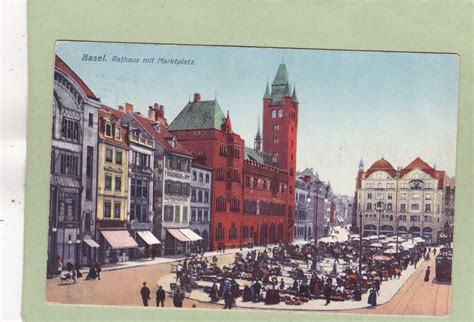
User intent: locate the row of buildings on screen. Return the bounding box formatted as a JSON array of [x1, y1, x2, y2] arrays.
[[352, 157, 455, 243], [48, 56, 301, 270]]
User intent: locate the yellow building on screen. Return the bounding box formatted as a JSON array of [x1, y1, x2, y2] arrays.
[[96, 106, 137, 263]]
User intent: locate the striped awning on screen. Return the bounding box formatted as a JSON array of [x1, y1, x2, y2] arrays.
[[101, 230, 138, 249], [180, 228, 203, 241], [50, 175, 81, 188], [167, 229, 190, 242], [137, 231, 161, 245]]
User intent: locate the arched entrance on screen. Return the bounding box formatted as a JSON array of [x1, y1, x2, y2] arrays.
[[380, 225, 394, 236], [409, 226, 421, 237], [363, 224, 377, 237], [260, 223, 267, 244], [269, 223, 276, 243], [277, 223, 284, 242], [422, 227, 432, 242]]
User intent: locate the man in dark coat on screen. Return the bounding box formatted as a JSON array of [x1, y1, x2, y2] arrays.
[[223, 290, 234, 309], [140, 282, 151, 306], [156, 285, 166, 307], [252, 280, 261, 302], [95, 262, 102, 280], [324, 283, 332, 305], [424, 266, 431, 282]]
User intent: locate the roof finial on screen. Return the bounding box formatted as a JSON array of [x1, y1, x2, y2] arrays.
[[215, 92, 217, 101]]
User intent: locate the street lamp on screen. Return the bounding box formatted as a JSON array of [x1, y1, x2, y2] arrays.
[[359, 211, 363, 277]]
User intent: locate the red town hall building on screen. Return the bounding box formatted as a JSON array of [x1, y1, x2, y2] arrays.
[[170, 63, 299, 250]]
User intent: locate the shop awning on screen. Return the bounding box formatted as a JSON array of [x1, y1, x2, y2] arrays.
[[179, 229, 203, 241], [83, 237, 100, 248], [167, 229, 190, 242], [50, 175, 81, 188], [137, 231, 161, 245], [101, 230, 138, 249]]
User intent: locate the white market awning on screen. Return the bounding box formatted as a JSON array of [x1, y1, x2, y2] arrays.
[[179, 229, 203, 241], [83, 237, 100, 248], [101, 230, 139, 249], [137, 231, 161, 245]]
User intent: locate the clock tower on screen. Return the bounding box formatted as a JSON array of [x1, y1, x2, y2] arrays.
[[262, 62, 299, 241]]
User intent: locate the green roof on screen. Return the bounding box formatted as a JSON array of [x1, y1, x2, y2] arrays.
[[244, 146, 278, 167], [270, 63, 291, 104], [169, 99, 225, 131]]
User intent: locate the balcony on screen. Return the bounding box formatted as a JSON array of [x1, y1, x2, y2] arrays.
[[130, 134, 154, 148]]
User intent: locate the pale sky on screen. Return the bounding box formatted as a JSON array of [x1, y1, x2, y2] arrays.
[[56, 41, 459, 195]]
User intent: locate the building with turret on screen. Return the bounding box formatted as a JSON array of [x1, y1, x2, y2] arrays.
[[355, 157, 455, 243]]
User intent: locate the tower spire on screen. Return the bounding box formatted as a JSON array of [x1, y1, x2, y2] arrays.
[[292, 83, 299, 103], [254, 117, 262, 153], [263, 79, 271, 99]]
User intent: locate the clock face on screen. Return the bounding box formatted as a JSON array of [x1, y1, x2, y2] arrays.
[[409, 179, 424, 190]]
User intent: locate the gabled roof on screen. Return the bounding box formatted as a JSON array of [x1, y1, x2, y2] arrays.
[[131, 112, 192, 157], [270, 63, 291, 105], [168, 99, 225, 131], [98, 105, 128, 149], [55, 55, 98, 100]]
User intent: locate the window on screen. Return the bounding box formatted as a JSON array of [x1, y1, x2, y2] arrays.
[[198, 190, 203, 202], [192, 171, 197, 181], [273, 124, 279, 131], [412, 193, 419, 200], [164, 206, 173, 222], [59, 153, 80, 176], [105, 122, 112, 137], [216, 223, 224, 240], [191, 188, 196, 201], [376, 192, 383, 199], [252, 178, 258, 188], [278, 110, 283, 118], [115, 151, 123, 165], [182, 206, 188, 223], [271, 110, 277, 118], [425, 204, 431, 212], [204, 209, 209, 221], [191, 208, 196, 222], [105, 175, 112, 190], [273, 138, 279, 145], [104, 201, 111, 218], [387, 203, 392, 211], [205, 173, 210, 183], [197, 209, 202, 221], [229, 223, 238, 240], [105, 148, 113, 162], [245, 176, 250, 187], [388, 193, 393, 200], [199, 172, 203, 182], [425, 193, 432, 200], [367, 203, 372, 210], [88, 113, 93, 127], [272, 152, 278, 163], [400, 193, 407, 200], [174, 205, 180, 223], [115, 176, 122, 192], [367, 193, 372, 199], [114, 202, 121, 218], [411, 204, 419, 211], [131, 179, 148, 198], [216, 196, 226, 211], [61, 118, 80, 142], [115, 126, 121, 139], [86, 146, 93, 178], [204, 190, 209, 203], [400, 204, 406, 213], [243, 226, 249, 238]]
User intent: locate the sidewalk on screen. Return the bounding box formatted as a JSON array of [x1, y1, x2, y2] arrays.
[[80, 245, 274, 274]]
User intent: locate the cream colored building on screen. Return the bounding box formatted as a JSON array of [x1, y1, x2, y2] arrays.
[[355, 157, 455, 243]]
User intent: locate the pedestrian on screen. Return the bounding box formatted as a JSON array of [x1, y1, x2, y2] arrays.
[[173, 288, 184, 307], [95, 262, 102, 280], [324, 283, 332, 305], [252, 280, 261, 303], [223, 290, 234, 309], [140, 282, 151, 307], [209, 282, 219, 302], [368, 286, 379, 308], [156, 285, 165, 307], [424, 266, 431, 282], [279, 278, 285, 290], [151, 247, 156, 260], [74, 263, 83, 279]]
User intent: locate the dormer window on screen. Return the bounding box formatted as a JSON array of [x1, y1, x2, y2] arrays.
[[168, 136, 177, 148], [155, 123, 161, 132], [115, 125, 122, 140], [105, 121, 112, 137]]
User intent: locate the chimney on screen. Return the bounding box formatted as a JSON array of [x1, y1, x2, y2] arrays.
[[118, 105, 124, 111], [148, 106, 155, 120], [125, 102, 134, 113], [193, 93, 201, 102], [158, 104, 165, 118]]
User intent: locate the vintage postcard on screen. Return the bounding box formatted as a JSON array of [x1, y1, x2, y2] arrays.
[[45, 41, 458, 316]]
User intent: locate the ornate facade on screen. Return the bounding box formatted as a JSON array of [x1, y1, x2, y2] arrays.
[[355, 157, 455, 243]]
